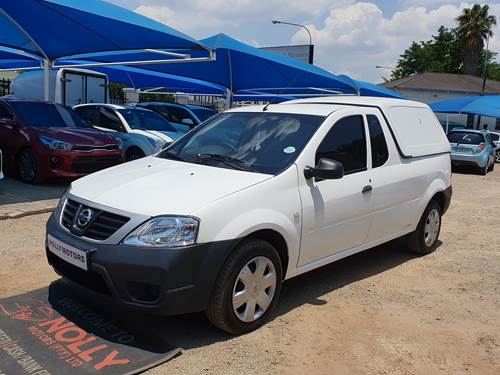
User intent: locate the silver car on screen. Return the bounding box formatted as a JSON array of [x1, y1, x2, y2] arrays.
[[489, 131, 500, 163]]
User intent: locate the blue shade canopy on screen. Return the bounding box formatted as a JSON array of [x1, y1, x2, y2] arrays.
[[64, 33, 357, 94], [431, 96, 500, 119], [0, 0, 208, 60]]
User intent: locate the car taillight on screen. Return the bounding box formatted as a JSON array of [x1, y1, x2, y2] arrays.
[[477, 143, 485, 152]]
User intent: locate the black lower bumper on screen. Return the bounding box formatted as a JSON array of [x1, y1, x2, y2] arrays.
[[442, 185, 453, 215], [46, 214, 238, 315]]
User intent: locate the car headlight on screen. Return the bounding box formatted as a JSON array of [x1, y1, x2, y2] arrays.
[[122, 216, 199, 247], [40, 136, 73, 151], [147, 137, 166, 151]]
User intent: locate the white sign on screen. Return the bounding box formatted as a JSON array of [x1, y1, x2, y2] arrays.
[[47, 234, 88, 271]]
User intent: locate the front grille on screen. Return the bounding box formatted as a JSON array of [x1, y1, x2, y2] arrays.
[[62, 199, 130, 241], [73, 144, 120, 152], [47, 250, 111, 296], [71, 156, 122, 174]]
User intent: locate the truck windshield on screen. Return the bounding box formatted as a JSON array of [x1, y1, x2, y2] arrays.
[[11, 102, 89, 128], [119, 109, 177, 132], [447, 132, 484, 145], [159, 112, 325, 175]]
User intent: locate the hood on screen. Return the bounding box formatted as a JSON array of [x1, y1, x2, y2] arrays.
[[70, 156, 271, 217], [132, 130, 178, 143], [31, 127, 117, 145]]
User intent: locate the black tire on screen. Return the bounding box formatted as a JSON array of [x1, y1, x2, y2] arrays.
[[206, 238, 283, 334], [495, 151, 500, 164], [480, 165, 488, 175], [488, 159, 494, 172], [17, 149, 42, 184], [406, 200, 442, 255], [126, 148, 145, 161]]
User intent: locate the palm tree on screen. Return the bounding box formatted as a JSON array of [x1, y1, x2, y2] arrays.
[[456, 4, 496, 75]]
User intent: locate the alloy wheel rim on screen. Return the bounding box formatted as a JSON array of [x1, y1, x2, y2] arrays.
[[20, 153, 36, 181], [232, 256, 277, 323], [424, 208, 440, 247]]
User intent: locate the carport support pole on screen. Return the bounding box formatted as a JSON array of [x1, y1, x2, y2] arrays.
[[225, 89, 232, 110], [43, 59, 52, 102]]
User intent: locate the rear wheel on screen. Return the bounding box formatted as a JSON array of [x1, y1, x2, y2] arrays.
[[17, 149, 42, 184], [488, 158, 495, 172], [406, 200, 442, 255], [126, 148, 145, 161], [495, 151, 500, 163], [480, 165, 488, 175], [206, 238, 282, 334]]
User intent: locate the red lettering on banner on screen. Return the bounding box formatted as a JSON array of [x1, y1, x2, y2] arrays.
[[67, 336, 97, 353], [94, 350, 130, 370], [79, 344, 108, 362], [54, 327, 86, 343], [38, 317, 73, 333]]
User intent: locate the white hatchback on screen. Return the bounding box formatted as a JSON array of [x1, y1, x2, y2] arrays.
[[46, 96, 452, 334]]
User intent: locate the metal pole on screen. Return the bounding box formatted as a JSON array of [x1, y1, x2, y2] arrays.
[[43, 59, 52, 102], [225, 88, 232, 110], [272, 20, 313, 64]]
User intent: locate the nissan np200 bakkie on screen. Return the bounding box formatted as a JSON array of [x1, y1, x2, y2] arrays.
[[46, 96, 452, 334]]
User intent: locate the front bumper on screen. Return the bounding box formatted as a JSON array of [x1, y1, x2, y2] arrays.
[[45, 213, 237, 315], [40, 150, 124, 179], [450, 151, 488, 168]]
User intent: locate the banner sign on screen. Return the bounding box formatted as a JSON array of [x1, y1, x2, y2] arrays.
[[0, 282, 181, 375]]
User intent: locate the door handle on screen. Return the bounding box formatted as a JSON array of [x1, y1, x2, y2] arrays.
[[362, 185, 373, 193]]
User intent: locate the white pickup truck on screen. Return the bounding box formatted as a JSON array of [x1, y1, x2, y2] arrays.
[[46, 96, 452, 334]]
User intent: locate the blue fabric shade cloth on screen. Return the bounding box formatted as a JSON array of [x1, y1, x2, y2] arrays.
[[430, 95, 500, 119], [0, 0, 208, 60]]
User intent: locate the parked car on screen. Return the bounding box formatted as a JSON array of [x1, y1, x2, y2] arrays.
[[448, 129, 495, 175], [0, 99, 123, 184], [137, 102, 217, 132], [46, 97, 452, 334], [74, 104, 183, 161], [488, 131, 500, 163], [0, 149, 3, 181]]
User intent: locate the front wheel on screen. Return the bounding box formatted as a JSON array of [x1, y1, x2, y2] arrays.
[[17, 149, 42, 184], [206, 239, 283, 334], [406, 200, 442, 255], [126, 148, 145, 161]]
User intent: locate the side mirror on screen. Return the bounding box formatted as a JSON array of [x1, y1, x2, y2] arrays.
[[304, 158, 344, 180], [181, 118, 194, 126], [0, 117, 15, 126]]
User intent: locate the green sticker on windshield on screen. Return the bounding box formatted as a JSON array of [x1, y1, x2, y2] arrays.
[[284, 146, 296, 154]]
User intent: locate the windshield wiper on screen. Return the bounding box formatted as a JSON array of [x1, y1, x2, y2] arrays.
[[195, 153, 257, 172], [161, 151, 186, 162]]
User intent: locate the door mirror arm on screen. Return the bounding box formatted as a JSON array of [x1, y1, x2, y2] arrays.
[[304, 158, 344, 180]]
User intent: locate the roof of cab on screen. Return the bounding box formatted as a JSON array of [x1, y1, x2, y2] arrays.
[[283, 95, 429, 109]]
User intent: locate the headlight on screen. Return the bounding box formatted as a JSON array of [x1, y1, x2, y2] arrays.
[[40, 136, 73, 151], [122, 216, 199, 247], [147, 137, 165, 151]]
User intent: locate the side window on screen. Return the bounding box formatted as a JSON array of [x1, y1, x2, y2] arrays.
[[98, 108, 123, 131], [0, 103, 12, 118], [168, 107, 192, 123], [316, 115, 367, 174], [76, 107, 99, 126], [367, 115, 389, 168]]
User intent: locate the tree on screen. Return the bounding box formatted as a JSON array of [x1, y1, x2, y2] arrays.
[[456, 4, 496, 75], [391, 27, 462, 80]]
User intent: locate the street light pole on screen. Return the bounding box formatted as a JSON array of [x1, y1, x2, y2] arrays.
[[272, 20, 314, 64]]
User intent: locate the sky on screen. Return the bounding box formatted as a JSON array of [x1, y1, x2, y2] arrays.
[[108, 0, 500, 83]]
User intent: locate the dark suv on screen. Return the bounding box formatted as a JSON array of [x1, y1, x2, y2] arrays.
[[0, 99, 123, 183]]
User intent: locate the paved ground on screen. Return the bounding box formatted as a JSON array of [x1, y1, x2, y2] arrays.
[[0, 177, 67, 219], [0, 170, 499, 375]]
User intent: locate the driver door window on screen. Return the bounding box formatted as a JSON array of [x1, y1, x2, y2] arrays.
[[315, 115, 367, 174], [98, 107, 123, 132]]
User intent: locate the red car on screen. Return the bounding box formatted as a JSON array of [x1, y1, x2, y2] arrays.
[[0, 99, 124, 183]]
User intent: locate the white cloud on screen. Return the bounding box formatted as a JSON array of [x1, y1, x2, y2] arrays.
[[291, 2, 500, 81], [118, 0, 500, 83]]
